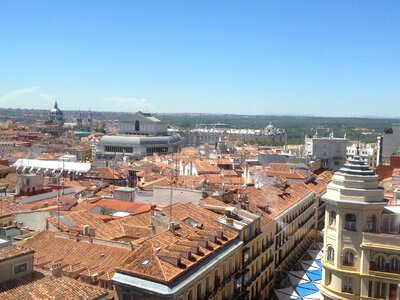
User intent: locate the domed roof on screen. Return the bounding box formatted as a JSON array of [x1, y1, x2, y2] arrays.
[[49, 101, 63, 116], [265, 121, 275, 132]]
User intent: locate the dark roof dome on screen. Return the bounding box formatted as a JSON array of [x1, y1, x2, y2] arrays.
[[338, 155, 375, 176], [49, 101, 63, 116]]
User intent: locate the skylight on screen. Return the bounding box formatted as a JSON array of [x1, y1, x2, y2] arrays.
[[183, 217, 199, 227], [140, 260, 150, 267]]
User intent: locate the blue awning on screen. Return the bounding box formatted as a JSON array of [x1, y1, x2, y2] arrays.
[[295, 282, 319, 297]]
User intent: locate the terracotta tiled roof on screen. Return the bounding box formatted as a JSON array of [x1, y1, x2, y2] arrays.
[[46, 210, 123, 240], [217, 158, 232, 165], [24, 231, 132, 278], [92, 199, 153, 214], [0, 198, 22, 217], [268, 163, 294, 172], [116, 203, 238, 283], [0, 244, 34, 262], [315, 170, 333, 183], [220, 169, 238, 177], [192, 159, 220, 174], [0, 173, 18, 193], [306, 178, 327, 195], [0, 273, 108, 300], [245, 181, 314, 229]]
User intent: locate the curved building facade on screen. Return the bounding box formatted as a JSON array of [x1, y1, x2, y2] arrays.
[[95, 134, 182, 160], [321, 156, 400, 299], [95, 112, 182, 160]]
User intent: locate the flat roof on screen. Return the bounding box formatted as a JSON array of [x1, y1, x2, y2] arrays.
[[13, 159, 91, 173]]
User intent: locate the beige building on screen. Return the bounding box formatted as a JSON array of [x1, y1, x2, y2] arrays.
[[321, 155, 400, 300], [0, 239, 34, 283], [112, 203, 246, 300]]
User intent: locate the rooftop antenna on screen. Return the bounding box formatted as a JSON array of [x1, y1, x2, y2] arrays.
[[169, 153, 176, 227], [56, 160, 64, 230]]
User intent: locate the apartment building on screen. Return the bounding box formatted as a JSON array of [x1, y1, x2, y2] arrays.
[[321, 155, 400, 300], [0, 239, 34, 283], [203, 197, 275, 300], [112, 203, 245, 300], [202, 172, 326, 299], [304, 134, 348, 170], [0, 237, 109, 299]]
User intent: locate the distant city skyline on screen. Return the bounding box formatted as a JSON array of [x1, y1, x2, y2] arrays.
[[0, 1, 399, 117]]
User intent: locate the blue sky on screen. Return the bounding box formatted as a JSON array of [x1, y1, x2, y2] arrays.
[[0, 1, 399, 117]]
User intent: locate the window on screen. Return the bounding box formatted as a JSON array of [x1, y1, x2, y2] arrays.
[[327, 246, 335, 262], [343, 251, 355, 266], [243, 270, 249, 286], [376, 256, 386, 271], [205, 276, 210, 293], [243, 249, 250, 265], [390, 257, 399, 272], [366, 214, 376, 232], [236, 275, 242, 289], [329, 211, 336, 226], [196, 283, 202, 299], [187, 289, 193, 300], [375, 282, 386, 298], [389, 215, 399, 233], [223, 262, 227, 279], [343, 277, 353, 293], [135, 120, 140, 131], [13, 262, 28, 274], [214, 270, 220, 286], [345, 214, 357, 231]]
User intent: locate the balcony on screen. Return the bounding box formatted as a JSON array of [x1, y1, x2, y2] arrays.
[[362, 232, 400, 251]]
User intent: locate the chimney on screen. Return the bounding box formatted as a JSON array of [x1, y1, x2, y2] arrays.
[[50, 260, 64, 277], [82, 225, 90, 236], [168, 221, 180, 235], [128, 169, 138, 187], [226, 217, 234, 226]]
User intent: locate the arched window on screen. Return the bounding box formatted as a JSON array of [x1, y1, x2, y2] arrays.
[[135, 120, 140, 131], [376, 256, 386, 271], [366, 214, 377, 232], [343, 251, 355, 266], [329, 211, 337, 226], [345, 214, 357, 231], [327, 246, 335, 262], [390, 257, 399, 272]]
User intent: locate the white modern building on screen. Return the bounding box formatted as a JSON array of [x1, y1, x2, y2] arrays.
[[377, 124, 400, 166], [347, 143, 378, 169], [118, 112, 168, 136], [181, 121, 287, 146], [305, 133, 348, 170], [96, 112, 182, 160]]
